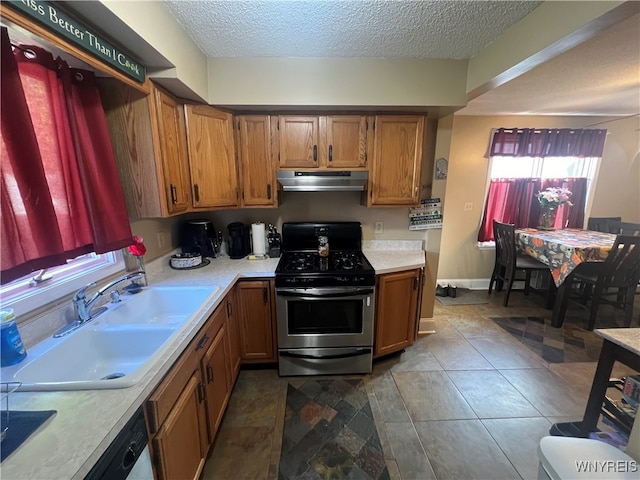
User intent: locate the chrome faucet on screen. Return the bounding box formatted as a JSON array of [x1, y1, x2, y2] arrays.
[[73, 271, 145, 323]]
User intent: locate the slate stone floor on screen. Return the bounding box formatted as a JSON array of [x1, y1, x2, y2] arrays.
[[201, 290, 639, 480]]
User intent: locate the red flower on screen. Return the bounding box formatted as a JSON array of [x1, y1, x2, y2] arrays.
[[128, 236, 146, 257]]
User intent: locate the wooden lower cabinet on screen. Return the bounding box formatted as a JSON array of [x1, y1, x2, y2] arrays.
[[374, 269, 422, 358], [201, 323, 231, 439], [146, 292, 239, 480], [225, 290, 242, 379], [235, 279, 277, 362], [151, 372, 208, 480]]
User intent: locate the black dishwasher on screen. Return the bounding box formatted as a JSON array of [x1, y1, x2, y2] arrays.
[[84, 407, 153, 480]]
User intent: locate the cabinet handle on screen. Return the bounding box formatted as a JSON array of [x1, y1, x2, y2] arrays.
[[206, 364, 214, 383], [263, 287, 268, 304], [194, 184, 200, 202], [328, 145, 333, 162], [226, 300, 232, 317], [413, 277, 419, 290], [170, 184, 177, 204], [267, 183, 272, 200], [313, 145, 317, 162], [197, 382, 206, 403], [195, 334, 209, 351]]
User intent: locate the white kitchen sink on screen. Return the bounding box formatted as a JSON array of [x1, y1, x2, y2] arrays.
[[0, 285, 219, 391]]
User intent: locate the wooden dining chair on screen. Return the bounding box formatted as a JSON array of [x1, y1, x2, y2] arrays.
[[587, 216, 622, 233], [612, 222, 640, 236], [489, 220, 551, 306], [572, 235, 640, 330]]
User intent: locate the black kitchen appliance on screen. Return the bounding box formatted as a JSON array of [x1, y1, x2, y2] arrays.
[[274, 222, 376, 376], [227, 222, 251, 259], [180, 219, 219, 258]]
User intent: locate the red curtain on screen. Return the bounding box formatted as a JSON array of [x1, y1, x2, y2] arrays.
[[478, 177, 587, 241], [1, 28, 133, 283], [478, 178, 541, 242], [488, 128, 607, 158]]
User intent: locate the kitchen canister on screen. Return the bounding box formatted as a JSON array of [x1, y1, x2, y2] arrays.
[[1, 308, 27, 367]]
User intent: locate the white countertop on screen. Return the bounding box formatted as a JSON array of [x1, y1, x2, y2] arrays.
[[2, 247, 424, 479], [596, 328, 640, 356]]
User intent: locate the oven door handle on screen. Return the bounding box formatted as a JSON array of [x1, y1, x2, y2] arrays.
[[280, 348, 372, 360], [276, 287, 374, 298]]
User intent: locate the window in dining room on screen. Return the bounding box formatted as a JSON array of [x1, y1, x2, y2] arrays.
[[477, 128, 607, 242]]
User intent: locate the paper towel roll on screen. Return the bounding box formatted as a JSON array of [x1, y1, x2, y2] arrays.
[[251, 222, 266, 256]]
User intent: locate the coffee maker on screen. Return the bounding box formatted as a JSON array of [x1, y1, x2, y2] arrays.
[[227, 222, 251, 259], [181, 219, 219, 258]]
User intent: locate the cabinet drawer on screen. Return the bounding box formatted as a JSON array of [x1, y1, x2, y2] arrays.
[[146, 345, 199, 434]]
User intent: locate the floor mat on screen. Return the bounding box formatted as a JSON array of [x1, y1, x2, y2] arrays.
[[436, 288, 489, 306], [279, 378, 389, 480], [491, 316, 605, 363]]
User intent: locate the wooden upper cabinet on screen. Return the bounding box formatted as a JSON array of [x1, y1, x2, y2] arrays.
[[278, 116, 320, 168], [369, 115, 425, 206], [324, 116, 368, 168], [374, 269, 421, 358], [277, 115, 368, 169], [236, 115, 277, 207], [185, 105, 238, 209], [152, 86, 192, 215], [98, 79, 191, 217]]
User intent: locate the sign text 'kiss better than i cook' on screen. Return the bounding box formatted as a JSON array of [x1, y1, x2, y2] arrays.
[[7, 0, 146, 82]]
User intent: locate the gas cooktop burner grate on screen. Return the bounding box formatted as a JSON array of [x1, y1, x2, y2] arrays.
[[281, 251, 369, 273]]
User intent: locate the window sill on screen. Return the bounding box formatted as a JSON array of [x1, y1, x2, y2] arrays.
[[477, 241, 495, 251]]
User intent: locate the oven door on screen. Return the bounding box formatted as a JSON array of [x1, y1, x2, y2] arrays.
[[276, 286, 375, 349]]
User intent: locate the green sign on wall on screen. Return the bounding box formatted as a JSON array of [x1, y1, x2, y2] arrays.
[[7, 0, 146, 82]]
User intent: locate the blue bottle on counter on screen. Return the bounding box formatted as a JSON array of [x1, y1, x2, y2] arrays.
[[1, 309, 27, 367]]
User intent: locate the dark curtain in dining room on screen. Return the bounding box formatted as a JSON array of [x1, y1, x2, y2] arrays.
[[0, 27, 133, 284], [478, 177, 588, 242], [487, 128, 607, 158]]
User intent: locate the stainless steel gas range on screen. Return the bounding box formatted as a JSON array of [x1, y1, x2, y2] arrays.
[[275, 222, 376, 376]]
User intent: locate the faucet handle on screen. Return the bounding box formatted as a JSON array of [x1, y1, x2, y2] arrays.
[[73, 282, 96, 301]]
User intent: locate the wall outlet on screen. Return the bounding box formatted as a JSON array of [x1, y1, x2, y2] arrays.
[[464, 202, 473, 211], [157, 232, 166, 249], [374, 221, 384, 234]]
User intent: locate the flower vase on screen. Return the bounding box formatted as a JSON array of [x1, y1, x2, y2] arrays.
[[539, 208, 557, 230], [135, 256, 148, 286]]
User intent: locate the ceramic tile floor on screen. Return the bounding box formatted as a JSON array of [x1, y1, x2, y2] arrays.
[[201, 290, 640, 480]]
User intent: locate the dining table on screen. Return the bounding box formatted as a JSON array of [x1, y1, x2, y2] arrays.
[[514, 228, 617, 327]]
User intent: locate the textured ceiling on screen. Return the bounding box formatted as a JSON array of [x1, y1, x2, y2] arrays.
[[163, 0, 542, 59], [162, 1, 639, 116]]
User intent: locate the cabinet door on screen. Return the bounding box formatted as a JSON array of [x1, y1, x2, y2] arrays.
[[202, 323, 231, 441], [152, 373, 207, 480], [323, 116, 367, 168], [374, 269, 421, 358], [185, 105, 238, 208], [152, 85, 192, 215], [370, 115, 425, 206], [237, 115, 276, 207], [278, 116, 320, 168], [235, 280, 276, 362], [225, 290, 242, 381]]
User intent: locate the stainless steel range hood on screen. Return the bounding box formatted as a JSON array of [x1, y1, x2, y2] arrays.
[[277, 171, 368, 192]]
